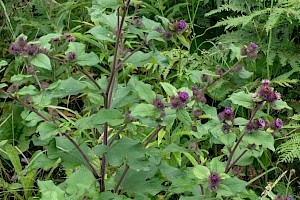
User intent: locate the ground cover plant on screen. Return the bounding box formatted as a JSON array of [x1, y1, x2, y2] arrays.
[[0, 0, 299, 199]]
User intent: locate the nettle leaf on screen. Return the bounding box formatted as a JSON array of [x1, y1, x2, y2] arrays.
[[135, 81, 156, 103], [219, 132, 236, 148], [161, 107, 176, 126], [193, 165, 210, 180], [106, 138, 147, 170], [26, 151, 60, 171], [59, 166, 96, 199], [208, 158, 226, 174], [92, 108, 124, 126], [142, 16, 161, 31], [47, 77, 86, 98], [125, 51, 152, 67], [229, 91, 253, 109], [243, 131, 275, 151], [176, 109, 192, 125], [38, 180, 65, 200], [160, 82, 177, 96], [272, 99, 292, 110], [222, 177, 247, 193], [30, 53, 51, 70], [189, 69, 220, 84], [37, 121, 59, 141], [146, 31, 164, 42], [131, 103, 159, 118], [17, 85, 39, 96], [77, 52, 100, 66], [238, 67, 253, 79], [87, 26, 115, 42], [10, 74, 32, 85]]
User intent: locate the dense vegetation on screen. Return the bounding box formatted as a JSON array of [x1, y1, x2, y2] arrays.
[[0, 0, 299, 199]]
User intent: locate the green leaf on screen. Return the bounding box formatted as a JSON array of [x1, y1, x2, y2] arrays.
[[176, 109, 192, 125], [0, 83, 8, 88], [30, 53, 52, 70], [37, 121, 59, 141], [193, 165, 210, 180], [17, 85, 39, 96], [163, 143, 187, 153], [0, 60, 8, 67], [92, 108, 124, 126], [59, 166, 95, 199], [177, 34, 190, 49], [142, 16, 161, 30], [160, 82, 177, 96], [208, 158, 226, 174], [106, 138, 147, 170], [243, 131, 275, 151], [135, 81, 156, 103], [222, 177, 247, 193], [229, 91, 253, 109], [272, 99, 292, 110], [207, 79, 234, 101], [47, 77, 86, 98], [87, 26, 115, 42], [38, 180, 65, 200], [238, 67, 253, 79], [5, 145, 22, 176], [219, 133, 236, 147], [131, 104, 159, 118], [76, 52, 100, 66], [146, 31, 164, 42]]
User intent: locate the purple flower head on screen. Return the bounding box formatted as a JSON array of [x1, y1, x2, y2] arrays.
[[191, 85, 198, 91], [274, 91, 281, 100], [24, 44, 40, 56], [66, 52, 78, 62], [153, 98, 165, 111], [247, 42, 258, 52], [287, 196, 292, 200], [224, 107, 232, 115], [208, 172, 221, 191], [17, 37, 27, 47], [179, 91, 189, 101], [222, 123, 231, 133], [163, 30, 174, 40], [257, 118, 266, 129], [178, 20, 186, 30], [27, 66, 35, 74], [9, 43, 21, 55], [261, 79, 270, 87], [193, 109, 203, 119], [275, 118, 283, 129]]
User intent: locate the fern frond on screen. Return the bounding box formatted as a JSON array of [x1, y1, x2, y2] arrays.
[[211, 9, 269, 30], [272, 79, 298, 87], [205, 4, 248, 17], [289, 114, 300, 121], [277, 133, 300, 163]]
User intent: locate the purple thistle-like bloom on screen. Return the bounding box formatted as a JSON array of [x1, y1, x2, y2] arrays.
[[287, 196, 292, 200], [224, 107, 232, 115], [252, 93, 259, 99], [261, 79, 270, 87], [66, 52, 78, 62], [153, 98, 165, 111], [222, 123, 231, 133], [247, 42, 258, 52], [179, 91, 189, 101], [275, 118, 283, 129], [192, 85, 198, 91], [208, 172, 221, 191], [274, 91, 281, 100], [178, 20, 186, 30], [9, 43, 21, 55], [257, 118, 266, 129]]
